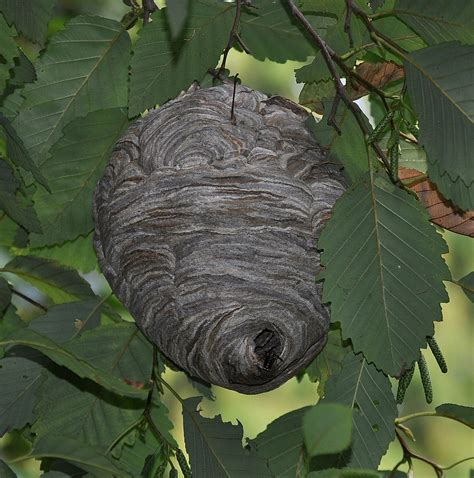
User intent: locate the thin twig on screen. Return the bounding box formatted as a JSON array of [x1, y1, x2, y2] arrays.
[[218, 0, 243, 74], [395, 429, 444, 477], [286, 0, 391, 171], [11, 288, 48, 312], [344, 0, 354, 48], [230, 74, 239, 122]]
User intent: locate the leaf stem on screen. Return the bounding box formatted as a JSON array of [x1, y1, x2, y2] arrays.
[[219, 0, 243, 74], [396, 411, 437, 424]]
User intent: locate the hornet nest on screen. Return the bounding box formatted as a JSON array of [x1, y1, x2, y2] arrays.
[[93, 83, 346, 394]]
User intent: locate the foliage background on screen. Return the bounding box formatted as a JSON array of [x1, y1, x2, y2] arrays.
[[0, 0, 472, 476]]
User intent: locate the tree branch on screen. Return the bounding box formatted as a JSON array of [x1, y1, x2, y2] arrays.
[[218, 0, 244, 74], [286, 0, 391, 171]]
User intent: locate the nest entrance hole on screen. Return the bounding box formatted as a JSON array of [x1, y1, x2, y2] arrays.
[[254, 328, 283, 371]]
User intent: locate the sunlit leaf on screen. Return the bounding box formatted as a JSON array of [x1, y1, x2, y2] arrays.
[[129, 1, 234, 117], [319, 170, 450, 376]]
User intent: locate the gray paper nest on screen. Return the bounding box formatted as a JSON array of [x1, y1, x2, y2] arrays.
[[93, 83, 346, 394]]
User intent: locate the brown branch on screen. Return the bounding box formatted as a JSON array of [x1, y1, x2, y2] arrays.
[[394, 429, 444, 477], [286, 0, 391, 171], [218, 0, 244, 74], [344, 0, 354, 48], [11, 288, 48, 312]]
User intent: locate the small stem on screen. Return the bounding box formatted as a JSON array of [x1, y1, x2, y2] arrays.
[[219, 0, 243, 74], [158, 374, 185, 405], [231, 74, 239, 122], [344, 0, 354, 48], [11, 288, 48, 312], [142, 0, 157, 25], [396, 411, 437, 425], [442, 456, 474, 471]]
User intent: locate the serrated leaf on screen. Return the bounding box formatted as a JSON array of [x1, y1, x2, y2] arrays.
[[0, 13, 18, 93], [395, 0, 474, 45], [15, 232, 98, 273], [8, 50, 36, 88], [0, 159, 42, 232], [0, 0, 55, 46], [0, 89, 24, 121], [0, 348, 44, 436], [0, 328, 147, 398], [305, 328, 347, 396], [32, 435, 128, 478], [0, 256, 93, 303], [32, 323, 152, 449], [455, 272, 474, 302], [0, 299, 102, 435], [299, 81, 335, 113], [398, 138, 427, 173], [129, 1, 234, 117], [0, 213, 17, 246], [0, 459, 16, 478], [13, 15, 130, 167], [30, 108, 129, 246], [295, 55, 332, 84], [303, 403, 352, 456], [240, 0, 335, 63], [320, 170, 450, 376], [323, 352, 397, 469], [249, 407, 308, 478], [435, 403, 474, 428], [183, 396, 271, 478], [306, 105, 368, 180], [0, 112, 48, 189], [404, 42, 474, 211], [166, 0, 190, 39]]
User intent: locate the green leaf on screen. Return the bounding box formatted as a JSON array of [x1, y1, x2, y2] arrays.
[[306, 105, 368, 180], [13, 15, 130, 167], [0, 328, 147, 398], [15, 232, 98, 273], [249, 407, 309, 477], [30, 108, 129, 246], [455, 272, 474, 302], [166, 0, 190, 39], [395, 0, 474, 45], [0, 256, 93, 303], [0, 276, 11, 315], [319, 170, 450, 376], [129, 1, 234, 117], [183, 396, 271, 478], [0, 89, 24, 121], [0, 299, 102, 435], [240, 0, 335, 63], [305, 328, 347, 396], [0, 459, 16, 478], [8, 50, 36, 89], [0, 0, 55, 46], [398, 138, 427, 173], [0, 13, 18, 93], [435, 403, 474, 428], [323, 352, 397, 469], [404, 42, 474, 210], [295, 55, 332, 84], [0, 112, 48, 189], [32, 323, 152, 449], [303, 403, 352, 456], [0, 159, 42, 232], [0, 213, 18, 246], [308, 469, 381, 478], [32, 435, 128, 477], [299, 81, 335, 113], [113, 404, 174, 475]]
